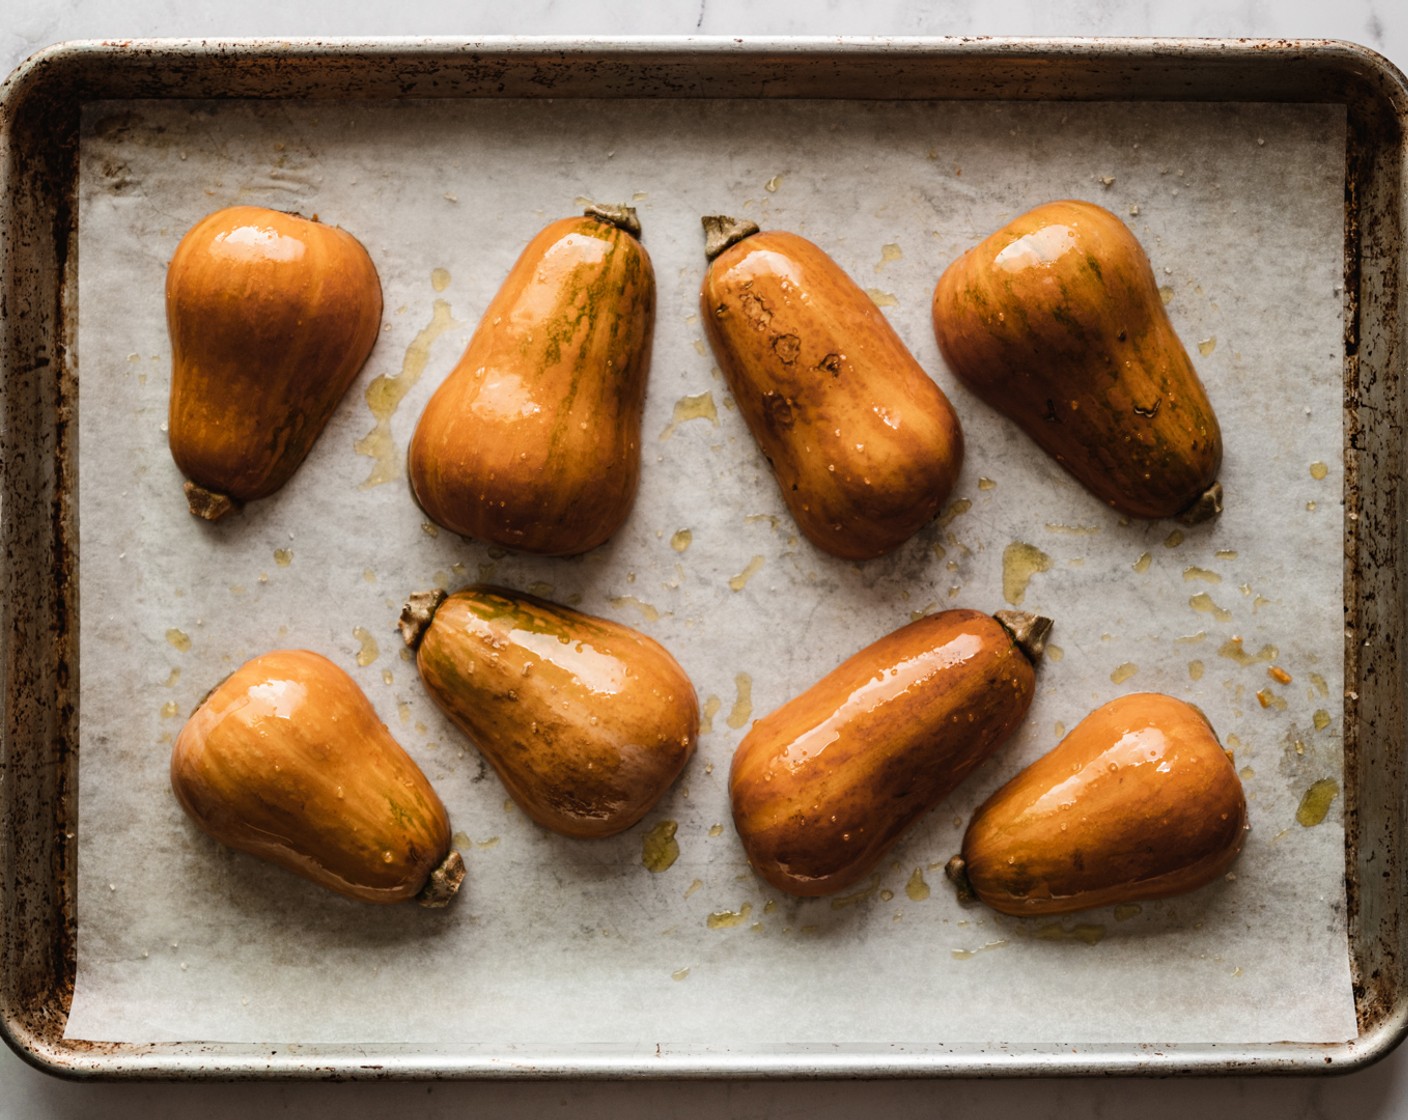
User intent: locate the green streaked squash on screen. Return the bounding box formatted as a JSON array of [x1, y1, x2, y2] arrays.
[[400, 586, 698, 839], [408, 204, 655, 555], [932, 200, 1222, 523]]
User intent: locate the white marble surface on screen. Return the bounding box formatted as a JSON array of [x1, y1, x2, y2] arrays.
[[3, 0, 1407, 1116]]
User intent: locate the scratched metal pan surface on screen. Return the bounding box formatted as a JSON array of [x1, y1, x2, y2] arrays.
[[0, 36, 1405, 1080]]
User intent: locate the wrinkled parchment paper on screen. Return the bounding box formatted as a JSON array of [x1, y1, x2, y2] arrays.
[[67, 95, 1355, 1047]]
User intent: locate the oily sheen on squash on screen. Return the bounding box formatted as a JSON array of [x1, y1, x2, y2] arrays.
[[932, 199, 1222, 523], [166, 205, 383, 520], [729, 608, 1050, 897], [170, 649, 463, 906], [408, 204, 655, 556], [700, 216, 964, 560], [948, 692, 1248, 916], [401, 586, 698, 838]]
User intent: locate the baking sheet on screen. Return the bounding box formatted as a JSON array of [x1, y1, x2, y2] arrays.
[[66, 95, 1356, 1047]]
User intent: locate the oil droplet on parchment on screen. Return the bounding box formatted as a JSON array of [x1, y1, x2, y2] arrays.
[[875, 243, 903, 271], [729, 555, 765, 591], [659, 391, 719, 440], [726, 674, 753, 730], [1189, 592, 1232, 622], [1296, 779, 1339, 827], [1219, 637, 1279, 665], [1309, 461, 1329, 480], [1132, 552, 1152, 573], [1002, 542, 1052, 606], [707, 902, 753, 929], [1268, 666, 1292, 685], [905, 867, 931, 901], [1046, 644, 1064, 662], [1308, 673, 1329, 698], [865, 288, 898, 308], [1114, 903, 1142, 921], [764, 174, 783, 192], [166, 628, 191, 652], [1184, 567, 1221, 584], [939, 498, 972, 528], [672, 967, 691, 981], [641, 820, 679, 872], [952, 940, 1008, 960], [273, 548, 293, 567], [1110, 663, 1138, 684], [1313, 709, 1332, 731], [1164, 529, 1184, 548], [160, 701, 180, 719], [1159, 285, 1174, 305], [431, 268, 451, 292], [670, 529, 693, 553], [700, 695, 721, 735], [1189, 660, 1205, 681], [1034, 922, 1106, 946], [708, 822, 724, 838], [978, 477, 997, 491], [164, 668, 182, 687], [1256, 688, 1287, 710], [355, 296, 462, 487], [353, 626, 379, 667], [610, 596, 661, 622], [1198, 336, 1217, 356]]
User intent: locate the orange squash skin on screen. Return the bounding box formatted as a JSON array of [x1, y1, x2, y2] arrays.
[[701, 229, 964, 560], [166, 205, 382, 510], [932, 200, 1221, 520], [729, 610, 1036, 897], [408, 213, 655, 556], [170, 650, 455, 905], [413, 587, 697, 838], [958, 692, 1248, 916]]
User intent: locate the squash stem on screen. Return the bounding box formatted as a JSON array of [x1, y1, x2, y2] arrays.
[[1177, 481, 1223, 525], [183, 480, 237, 521], [583, 202, 641, 238], [701, 214, 761, 261], [399, 588, 449, 651], [944, 855, 978, 906], [993, 610, 1054, 665], [417, 848, 465, 908]]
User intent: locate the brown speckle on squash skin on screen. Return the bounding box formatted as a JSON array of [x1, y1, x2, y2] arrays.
[[701, 223, 964, 560], [933, 200, 1221, 521]]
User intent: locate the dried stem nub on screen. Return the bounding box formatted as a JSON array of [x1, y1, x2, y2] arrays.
[[993, 610, 1054, 664], [1177, 481, 1224, 526], [944, 855, 978, 906], [417, 849, 465, 908], [184, 480, 237, 521], [701, 214, 760, 261], [399, 588, 448, 651], [583, 202, 641, 238]]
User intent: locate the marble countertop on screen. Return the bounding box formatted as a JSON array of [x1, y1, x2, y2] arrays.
[[3, 2, 1406, 1117]]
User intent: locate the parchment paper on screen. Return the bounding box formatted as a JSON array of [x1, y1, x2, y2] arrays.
[[68, 95, 1355, 1048]]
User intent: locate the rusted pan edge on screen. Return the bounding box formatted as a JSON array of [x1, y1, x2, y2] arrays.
[[0, 36, 1404, 1080], [1, 35, 1407, 105]]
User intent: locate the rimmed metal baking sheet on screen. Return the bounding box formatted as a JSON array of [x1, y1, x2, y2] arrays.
[[1, 36, 1405, 1079]]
